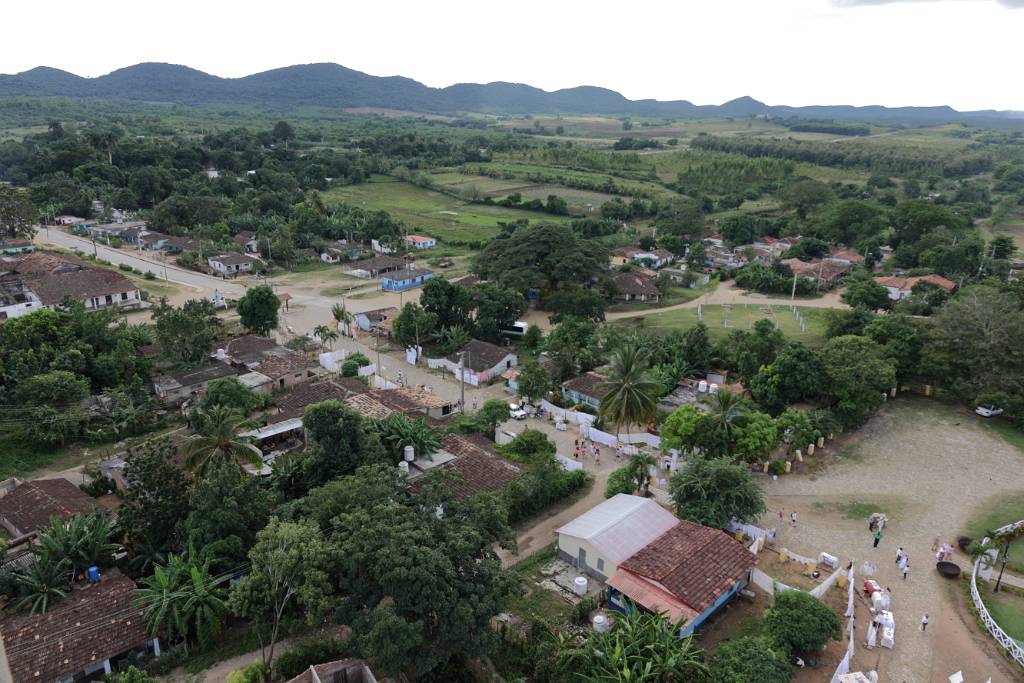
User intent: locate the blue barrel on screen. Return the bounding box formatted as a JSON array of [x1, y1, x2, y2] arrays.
[[87, 566, 99, 583]]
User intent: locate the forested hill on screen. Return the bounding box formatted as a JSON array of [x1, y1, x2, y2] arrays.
[[0, 62, 1021, 125]]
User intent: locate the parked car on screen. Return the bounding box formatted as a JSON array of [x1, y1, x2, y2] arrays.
[[509, 402, 529, 420], [975, 405, 1004, 417]]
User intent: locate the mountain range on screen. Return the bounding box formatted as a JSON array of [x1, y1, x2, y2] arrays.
[[1, 62, 1021, 126]]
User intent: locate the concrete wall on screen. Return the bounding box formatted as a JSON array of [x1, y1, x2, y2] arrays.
[[557, 534, 612, 581]]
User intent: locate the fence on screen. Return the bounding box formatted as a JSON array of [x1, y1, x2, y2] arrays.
[[829, 565, 858, 683], [751, 568, 796, 594], [583, 425, 661, 450], [539, 399, 595, 427], [971, 555, 1024, 666]]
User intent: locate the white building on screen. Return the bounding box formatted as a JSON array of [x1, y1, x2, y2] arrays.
[[404, 234, 437, 250], [208, 253, 257, 276], [555, 494, 679, 580]]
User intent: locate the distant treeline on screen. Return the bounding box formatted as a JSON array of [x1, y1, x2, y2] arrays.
[[787, 121, 871, 136], [691, 134, 993, 178]]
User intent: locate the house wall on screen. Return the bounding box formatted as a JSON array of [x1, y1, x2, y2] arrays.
[[0, 300, 41, 320], [78, 289, 143, 312], [556, 535, 612, 581], [679, 576, 746, 636], [267, 369, 312, 391], [562, 387, 600, 410]]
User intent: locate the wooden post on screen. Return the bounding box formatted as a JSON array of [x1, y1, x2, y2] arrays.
[[817, 436, 825, 448], [807, 443, 814, 456]]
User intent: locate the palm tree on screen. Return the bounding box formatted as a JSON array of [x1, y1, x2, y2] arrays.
[[707, 390, 750, 454], [12, 559, 70, 615], [135, 554, 190, 648], [374, 414, 441, 462], [184, 405, 262, 477], [35, 511, 121, 583], [628, 453, 657, 496], [321, 328, 339, 350], [182, 559, 230, 647], [312, 324, 337, 350], [598, 343, 660, 436], [332, 302, 352, 337]]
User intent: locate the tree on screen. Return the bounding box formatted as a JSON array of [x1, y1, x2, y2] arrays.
[[545, 286, 607, 323], [819, 200, 885, 245], [328, 485, 514, 677], [230, 518, 332, 678], [864, 313, 922, 384], [498, 429, 556, 464], [301, 400, 385, 486], [762, 590, 842, 655], [781, 178, 833, 219], [749, 342, 823, 415], [11, 557, 69, 615], [182, 460, 272, 570], [372, 414, 441, 463], [522, 323, 543, 351], [391, 303, 437, 350], [0, 186, 37, 239], [546, 316, 602, 380], [184, 406, 262, 477], [420, 277, 472, 329], [272, 120, 295, 144], [472, 283, 527, 342], [35, 511, 121, 581], [554, 607, 707, 681], [152, 298, 221, 365], [312, 324, 338, 350], [516, 359, 551, 405], [841, 273, 891, 311], [598, 343, 660, 435], [820, 335, 896, 426], [331, 302, 352, 336], [474, 399, 511, 436], [733, 411, 779, 462], [117, 438, 192, 563], [776, 408, 819, 453], [670, 458, 765, 528], [625, 453, 656, 496], [196, 377, 267, 416], [237, 285, 280, 336], [660, 405, 702, 455], [825, 306, 876, 338], [475, 223, 609, 293], [106, 666, 159, 683], [706, 391, 750, 455], [991, 234, 1016, 260], [710, 636, 792, 683], [653, 198, 705, 237]]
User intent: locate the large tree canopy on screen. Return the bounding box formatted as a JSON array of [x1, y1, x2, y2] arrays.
[[669, 458, 765, 529], [475, 222, 608, 293]]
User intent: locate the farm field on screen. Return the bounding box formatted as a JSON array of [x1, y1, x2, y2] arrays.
[[323, 175, 570, 246], [467, 160, 673, 199], [619, 303, 830, 346]]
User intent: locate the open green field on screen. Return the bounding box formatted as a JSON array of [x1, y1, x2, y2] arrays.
[[469, 160, 673, 199], [427, 171, 528, 195], [323, 175, 570, 245], [618, 303, 830, 346], [981, 589, 1024, 643]]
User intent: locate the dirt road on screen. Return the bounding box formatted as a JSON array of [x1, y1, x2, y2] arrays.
[[763, 398, 1023, 682]]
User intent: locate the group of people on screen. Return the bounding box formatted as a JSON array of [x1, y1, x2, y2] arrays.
[[572, 437, 601, 465]]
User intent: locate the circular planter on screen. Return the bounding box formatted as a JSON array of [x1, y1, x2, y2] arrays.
[[936, 561, 961, 579]]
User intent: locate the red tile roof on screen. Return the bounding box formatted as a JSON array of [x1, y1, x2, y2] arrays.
[[0, 573, 149, 682], [562, 371, 609, 402], [618, 519, 757, 614], [414, 433, 522, 500], [445, 340, 515, 372], [0, 479, 98, 535], [270, 379, 369, 423], [612, 271, 660, 297], [253, 352, 315, 381]]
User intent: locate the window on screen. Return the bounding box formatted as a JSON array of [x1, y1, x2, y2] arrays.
[[597, 558, 605, 572]]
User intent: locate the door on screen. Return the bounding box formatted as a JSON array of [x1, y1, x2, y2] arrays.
[[578, 547, 587, 570]]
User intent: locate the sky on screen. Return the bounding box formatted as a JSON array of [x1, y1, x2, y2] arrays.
[[2, 0, 1021, 111]]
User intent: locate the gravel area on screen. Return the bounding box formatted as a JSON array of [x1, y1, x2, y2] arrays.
[[762, 397, 1024, 683]]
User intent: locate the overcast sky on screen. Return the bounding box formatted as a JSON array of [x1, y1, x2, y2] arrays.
[[3, 0, 1020, 111]]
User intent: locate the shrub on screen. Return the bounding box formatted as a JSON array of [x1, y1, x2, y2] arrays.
[[506, 460, 589, 523], [347, 351, 371, 367], [226, 662, 267, 683], [341, 359, 359, 377], [144, 271, 156, 280], [604, 465, 634, 498], [570, 596, 598, 625], [273, 637, 352, 680], [710, 636, 792, 683], [118, 263, 133, 272], [79, 476, 114, 498], [497, 429, 556, 463], [767, 460, 787, 476], [762, 590, 842, 655]]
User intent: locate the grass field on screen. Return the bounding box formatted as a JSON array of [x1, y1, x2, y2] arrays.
[[981, 589, 1024, 643], [965, 491, 1024, 574], [618, 303, 830, 346], [324, 175, 570, 245], [472, 160, 674, 199]]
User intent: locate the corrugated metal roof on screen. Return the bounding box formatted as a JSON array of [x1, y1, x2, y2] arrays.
[[556, 494, 679, 565], [607, 570, 698, 625]]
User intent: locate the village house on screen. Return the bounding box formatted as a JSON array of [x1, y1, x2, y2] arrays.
[[612, 271, 661, 304], [561, 371, 609, 410], [780, 257, 851, 290], [874, 273, 957, 301], [208, 252, 258, 276], [827, 247, 866, 267], [0, 478, 99, 537], [0, 240, 33, 255], [504, 356, 557, 395], [54, 214, 88, 226], [610, 247, 642, 267], [345, 255, 407, 279], [429, 339, 518, 386], [0, 252, 142, 315], [606, 518, 758, 636], [152, 361, 240, 404], [404, 234, 437, 250], [216, 335, 317, 390], [0, 573, 160, 682], [138, 231, 170, 251], [407, 433, 522, 500], [371, 238, 396, 254], [354, 306, 400, 335], [703, 235, 747, 271], [381, 267, 434, 292], [233, 231, 259, 253], [85, 221, 147, 242], [0, 280, 41, 321], [285, 659, 379, 683], [556, 494, 680, 581], [633, 249, 676, 269]]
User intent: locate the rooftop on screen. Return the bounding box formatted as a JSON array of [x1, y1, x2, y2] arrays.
[[154, 361, 239, 392], [562, 371, 609, 401], [21, 267, 139, 306], [271, 378, 369, 423], [408, 433, 522, 500], [0, 479, 98, 535], [556, 494, 679, 566], [405, 234, 434, 242], [445, 339, 514, 372], [253, 351, 315, 380], [385, 267, 433, 280], [0, 573, 148, 683], [210, 252, 257, 266], [612, 271, 660, 297]]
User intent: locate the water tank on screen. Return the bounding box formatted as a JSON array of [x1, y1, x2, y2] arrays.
[[215, 348, 227, 360], [592, 613, 610, 633], [697, 380, 708, 393], [404, 445, 415, 462], [573, 576, 588, 596], [398, 461, 410, 475], [709, 383, 719, 395], [87, 566, 100, 584]]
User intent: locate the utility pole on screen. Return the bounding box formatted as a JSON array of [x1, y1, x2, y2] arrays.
[[375, 328, 382, 387], [790, 272, 797, 301], [993, 539, 1011, 593], [459, 350, 466, 414]]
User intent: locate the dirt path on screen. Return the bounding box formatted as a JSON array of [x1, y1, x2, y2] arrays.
[[605, 280, 846, 321], [762, 398, 1023, 682]]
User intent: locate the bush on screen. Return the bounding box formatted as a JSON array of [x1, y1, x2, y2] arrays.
[[497, 429, 556, 463], [762, 590, 842, 655], [226, 662, 267, 683], [144, 271, 156, 280], [604, 465, 634, 498], [79, 476, 114, 498], [341, 359, 359, 377], [274, 637, 352, 680], [767, 460, 787, 476], [505, 460, 589, 523], [570, 596, 598, 625], [347, 351, 371, 367], [710, 636, 793, 683], [118, 263, 133, 272]]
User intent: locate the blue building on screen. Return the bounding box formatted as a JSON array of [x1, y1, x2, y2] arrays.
[[560, 371, 608, 410], [606, 518, 757, 637], [381, 268, 434, 292]]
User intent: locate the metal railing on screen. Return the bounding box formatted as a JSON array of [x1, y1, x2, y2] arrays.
[[971, 556, 1024, 666]]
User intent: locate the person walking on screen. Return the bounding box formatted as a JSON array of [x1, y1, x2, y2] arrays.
[[895, 547, 904, 565], [873, 529, 883, 548], [790, 511, 798, 528], [902, 559, 910, 581], [921, 613, 928, 632]]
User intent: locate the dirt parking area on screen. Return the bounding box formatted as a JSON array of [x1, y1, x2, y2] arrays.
[[761, 397, 1024, 682]]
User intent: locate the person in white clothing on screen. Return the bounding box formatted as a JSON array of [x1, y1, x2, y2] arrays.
[[921, 613, 929, 631], [866, 623, 878, 649]]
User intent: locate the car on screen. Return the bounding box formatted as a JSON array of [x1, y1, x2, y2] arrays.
[[509, 403, 529, 420], [975, 405, 1004, 418]]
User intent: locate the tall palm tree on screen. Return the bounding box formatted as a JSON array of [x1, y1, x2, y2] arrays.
[[320, 328, 338, 350], [628, 453, 657, 496], [184, 405, 262, 477], [598, 343, 660, 436], [707, 390, 750, 454], [332, 302, 352, 337], [312, 324, 337, 350]]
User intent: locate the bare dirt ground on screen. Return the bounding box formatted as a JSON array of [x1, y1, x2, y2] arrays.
[[762, 397, 1024, 682]]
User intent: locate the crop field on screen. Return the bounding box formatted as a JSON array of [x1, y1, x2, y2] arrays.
[[468, 160, 674, 199], [323, 175, 570, 245], [618, 304, 829, 346], [495, 115, 794, 140], [427, 171, 528, 195]]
